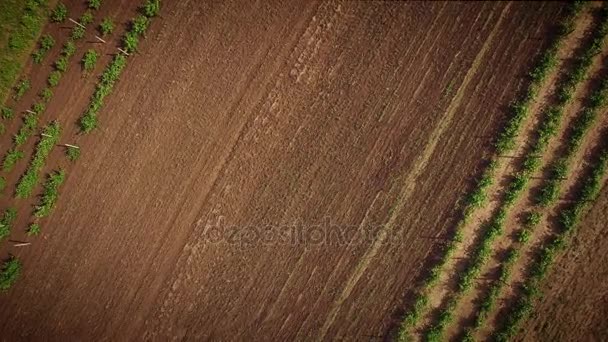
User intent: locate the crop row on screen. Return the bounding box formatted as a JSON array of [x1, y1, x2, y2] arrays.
[[34, 169, 66, 218], [1, 9, 94, 174], [536, 75, 608, 206], [423, 4, 608, 340], [494, 1, 586, 155], [79, 0, 160, 133], [0, 256, 21, 292], [492, 142, 608, 341], [15, 121, 61, 199], [395, 3, 585, 340], [456, 6, 608, 340]]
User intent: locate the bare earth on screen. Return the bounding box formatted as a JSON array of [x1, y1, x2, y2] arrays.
[[0, 1, 583, 340]]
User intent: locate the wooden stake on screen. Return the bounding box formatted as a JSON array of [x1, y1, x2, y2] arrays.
[[64, 144, 80, 149], [14, 242, 31, 247], [41, 133, 52, 138], [117, 47, 130, 56], [69, 18, 85, 29], [95, 35, 107, 43], [25, 109, 36, 114]]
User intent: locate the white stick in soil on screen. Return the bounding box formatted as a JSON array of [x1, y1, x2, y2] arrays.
[[69, 18, 85, 29], [95, 35, 107, 43]]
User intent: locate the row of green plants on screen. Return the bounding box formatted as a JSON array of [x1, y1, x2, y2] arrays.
[[422, 4, 608, 340], [458, 7, 608, 340], [79, 0, 160, 133], [31, 33, 54, 64], [15, 121, 61, 199], [494, 1, 586, 155], [536, 75, 608, 206], [33, 169, 66, 218], [1, 8, 95, 175], [0, 208, 17, 242], [395, 3, 586, 340], [0, 0, 49, 103], [0, 256, 21, 292], [492, 142, 608, 341]]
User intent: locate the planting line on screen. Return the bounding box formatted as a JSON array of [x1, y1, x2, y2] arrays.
[[458, 26, 608, 342], [421, 3, 608, 340], [397, 3, 586, 341]]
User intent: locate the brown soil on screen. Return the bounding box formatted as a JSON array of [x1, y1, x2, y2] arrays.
[[0, 1, 569, 340]]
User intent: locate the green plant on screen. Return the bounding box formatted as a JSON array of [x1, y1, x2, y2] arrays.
[[0, 256, 21, 292], [132, 15, 149, 35], [3, 149, 24, 172], [27, 223, 41, 236], [34, 169, 66, 217], [55, 56, 69, 72], [82, 49, 99, 72], [89, 0, 101, 10], [66, 146, 80, 161], [122, 31, 139, 53], [80, 54, 128, 133], [0, 176, 5, 192], [71, 25, 85, 40], [1, 107, 14, 120], [14, 79, 30, 100], [15, 121, 61, 199], [40, 34, 55, 50], [524, 211, 542, 228], [516, 228, 532, 244], [40, 87, 53, 102], [141, 0, 160, 17], [99, 17, 114, 36], [61, 40, 76, 57], [0, 208, 17, 241], [48, 70, 61, 87], [80, 10, 94, 25], [51, 2, 68, 22]]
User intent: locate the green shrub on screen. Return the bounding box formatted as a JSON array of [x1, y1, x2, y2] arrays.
[[0, 176, 5, 192], [34, 169, 66, 217], [524, 211, 542, 228], [89, 0, 102, 10], [55, 56, 69, 72], [39, 87, 52, 102], [516, 228, 532, 244], [14, 79, 30, 100], [132, 15, 149, 35], [48, 70, 61, 87], [3, 149, 24, 172], [66, 146, 80, 161], [51, 2, 68, 22], [82, 49, 99, 72], [15, 122, 61, 199], [0, 256, 21, 291], [1, 107, 14, 120], [27, 223, 41, 236], [123, 31, 139, 53], [71, 25, 85, 40], [80, 10, 94, 25], [141, 0, 160, 17], [0, 208, 17, 241], [61, 40, 76, 57], [40, 34, 55, 50], [99, 17, 114, 36]]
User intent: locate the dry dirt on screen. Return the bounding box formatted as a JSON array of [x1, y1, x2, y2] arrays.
[[0, 1, 594, 341]]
